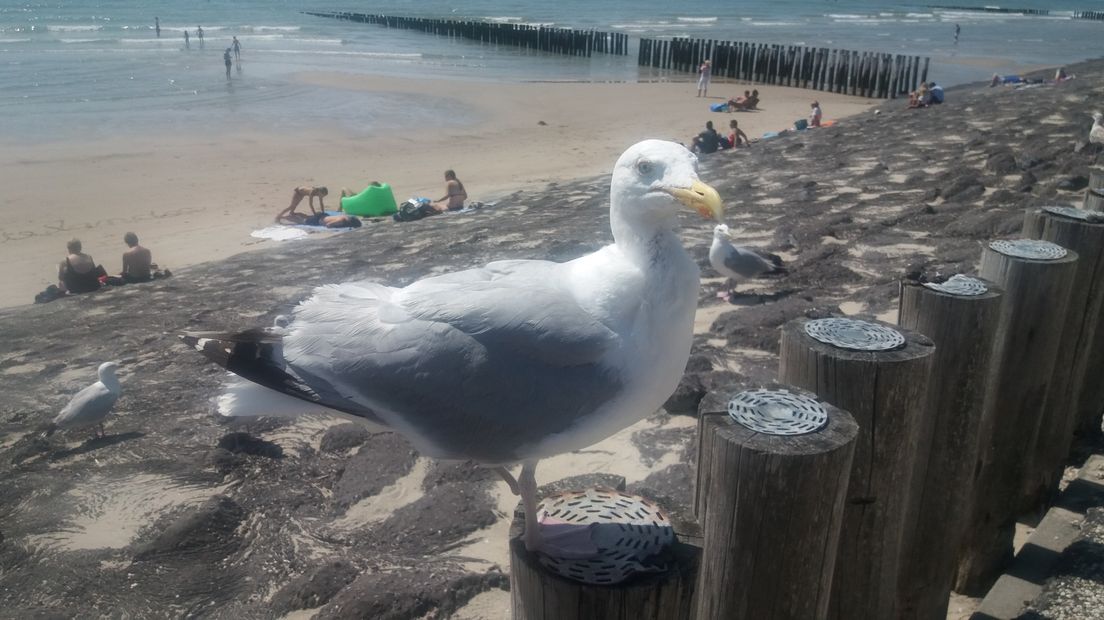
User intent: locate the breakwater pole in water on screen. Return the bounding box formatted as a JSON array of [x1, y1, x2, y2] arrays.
[[928, 5, 1104, 21], [778, 317, 934, 619], [895, 275, 1004, 620], [304, 12, 628, 57], [637, 37, 929, 99], [1085, 168, 1104, 210], [1022, 209, 1104, 458], [694, 383, 858, 619], [955, 239, 1078, 594]]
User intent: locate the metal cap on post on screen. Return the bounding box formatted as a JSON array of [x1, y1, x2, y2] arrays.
[[895, 275, 1004, 620], [956, 238, 1079, 594], [509, 489, 697, 620], [694, 383, 858, 620], [778, 316, 935, 620]]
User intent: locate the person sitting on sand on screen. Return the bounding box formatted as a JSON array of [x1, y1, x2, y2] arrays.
[[928, 82, 944, 104], [908, 83, 930, 109], [728, 90, 751, 111], [723, 119, 749, 149], [58, 238, 106, 294], [433, 170, 467, 212], [121, 232, 153, 283], [809, 101, 823, 127], [690, 120, 722, 154], [275, 186, 328, 223]]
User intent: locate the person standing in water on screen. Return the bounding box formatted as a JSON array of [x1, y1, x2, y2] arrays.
[[954, 23, 960, 43], [197, 25, 204, 48], [184, 29, 190, 49], [224, 48, 233, 80], [155, 17, 160, 38], [232, 36, 242, 61]]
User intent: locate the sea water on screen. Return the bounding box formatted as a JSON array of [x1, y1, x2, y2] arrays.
[[1, 0, 1102, 142]]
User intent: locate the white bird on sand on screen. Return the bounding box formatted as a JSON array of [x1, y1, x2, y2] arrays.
[[709, 223, 787, 301], [182, 140, 722, 553], [47, 362, 121, 439], [1090, 112, 1104, 145]]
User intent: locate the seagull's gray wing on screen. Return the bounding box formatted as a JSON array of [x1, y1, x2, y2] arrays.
[[54, 383, 117, 428], [723, 245, 778, 278], [285, 260, 625, 463]]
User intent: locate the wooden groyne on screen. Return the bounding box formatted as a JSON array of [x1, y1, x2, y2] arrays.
[[303, 11, 628, 57], [638, 37, 929, 99], [929, 5, 1104, 21]]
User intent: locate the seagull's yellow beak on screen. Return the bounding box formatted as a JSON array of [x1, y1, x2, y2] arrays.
[[666, 180, 723, 221]]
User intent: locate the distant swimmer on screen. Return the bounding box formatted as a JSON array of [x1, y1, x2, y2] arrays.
[[197, 25, 204, 48], [954, 23, 960, 43], [155, 17, 160, 38], [232, 36, 242, 60], [184, 29, 189, 49], [224, 48, 233, 79]]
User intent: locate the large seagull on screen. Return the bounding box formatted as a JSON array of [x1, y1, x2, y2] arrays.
[[182, 140, 722, 552]]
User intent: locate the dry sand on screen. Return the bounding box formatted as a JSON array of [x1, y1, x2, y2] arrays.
[[0, 75, 873, 308]]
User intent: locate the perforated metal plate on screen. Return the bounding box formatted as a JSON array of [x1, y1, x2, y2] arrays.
[[1044, 206, 1104, 222], [988, 239, 1068, 260], [728, 388, 828, 435], [804, 318, 906, 351], [922, 274, 989, 297], [536, 489, 674, 585]]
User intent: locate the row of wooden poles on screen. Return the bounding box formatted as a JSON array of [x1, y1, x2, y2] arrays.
[[640, 37, 930, 99], [511, 167, 1104, 620], [302, 11, 628, 57], [929, 4, 1104, 21]]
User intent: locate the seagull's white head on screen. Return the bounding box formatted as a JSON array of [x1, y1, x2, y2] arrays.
[[97, 361, 119, 380], [713, 223, 732, 240], [1093, 112, 1103, 123], [610, 140, 723, 230]]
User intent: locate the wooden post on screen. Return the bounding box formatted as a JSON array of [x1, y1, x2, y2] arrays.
[[509, 493, 698, 620], [694, 383, 858, 620], [1022, 210, 1104, 473], [895, 276, 1004, 620], [779, 317, 935, 620], [1089, 168, 1104, 192], [1086, 188, 1104, 211], [955, 240, 1079, 594]]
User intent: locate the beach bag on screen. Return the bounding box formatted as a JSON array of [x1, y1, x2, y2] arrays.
[[393, 200, 436, 222], [710, 102, 728, 112], [793, 118, 808, 131]]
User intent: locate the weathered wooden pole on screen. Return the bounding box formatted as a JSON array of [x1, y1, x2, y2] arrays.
[[1022, 209, 1104, 474], [1088, 167, 1104, 192], [509, 489, 697, 620], [955, 239, 1079, 594], [1086, 188, 1104, 211], [694, 383, 858, 620], [895, 275, 1004, 620], [779, 317, 935, 620]]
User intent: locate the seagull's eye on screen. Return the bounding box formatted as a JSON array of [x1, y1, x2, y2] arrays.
[[636, 161, 654, 176]]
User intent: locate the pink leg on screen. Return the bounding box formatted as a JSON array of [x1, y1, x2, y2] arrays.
[[494, 466, 520, 495], [519, 460, 541, 551]]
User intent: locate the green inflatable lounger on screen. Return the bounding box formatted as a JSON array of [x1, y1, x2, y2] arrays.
[[341, 183, 398, 217]]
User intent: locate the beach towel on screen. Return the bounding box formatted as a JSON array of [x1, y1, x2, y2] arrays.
[[710, 102, 729, 112]]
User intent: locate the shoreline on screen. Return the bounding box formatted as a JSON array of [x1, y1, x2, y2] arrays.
[[0, 74, 874, 309]]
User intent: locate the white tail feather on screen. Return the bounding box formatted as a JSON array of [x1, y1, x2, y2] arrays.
[[216, 376, 387, 432]]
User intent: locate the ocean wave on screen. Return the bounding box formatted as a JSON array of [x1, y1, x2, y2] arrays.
[[676, 17, 717, 23], [483, 16, 523, 23], [0, 37, 31, 43], [826, 14, 869, 20], [266, 49, 421, 59], [610, 21, 671, 29], [59, 38, 114, 44], [906, 12, 935, 18], [750, 21, 801, 27], [242, 25, 301, 32], [48, 25, 102, 32]]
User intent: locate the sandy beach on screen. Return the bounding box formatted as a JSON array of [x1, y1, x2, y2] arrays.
[[0, 76, 872, 308]]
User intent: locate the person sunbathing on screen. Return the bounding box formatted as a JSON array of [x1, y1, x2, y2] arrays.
[[433, 170, 467, 212], [274, 186, 327, 222], [278, 210, 362, 228], [121, 232, 153, 283]]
